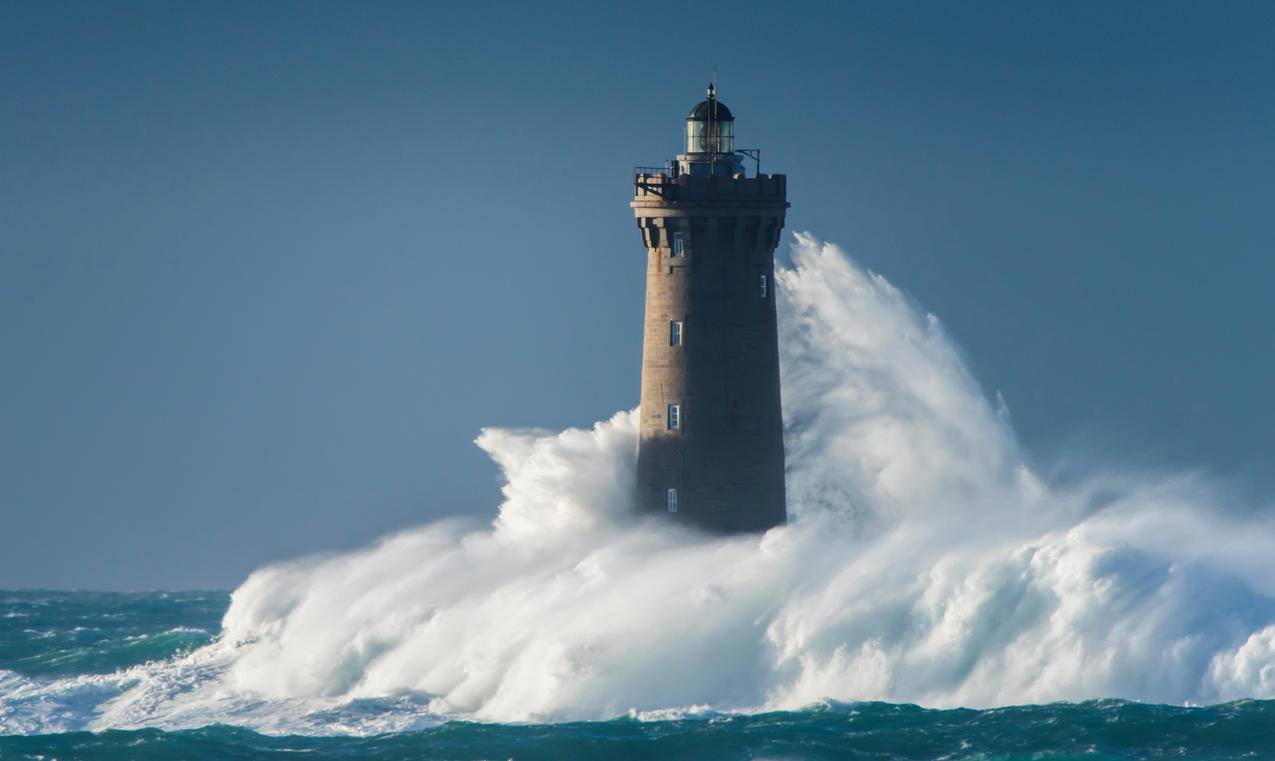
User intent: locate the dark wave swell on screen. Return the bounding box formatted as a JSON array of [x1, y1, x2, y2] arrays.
[[3, 700, 1274, 761]]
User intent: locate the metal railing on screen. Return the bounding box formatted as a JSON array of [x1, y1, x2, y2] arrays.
[[633, 165, 671, 177]]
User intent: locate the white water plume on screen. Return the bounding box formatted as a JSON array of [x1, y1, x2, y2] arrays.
[[4, 233, 1275, 734]]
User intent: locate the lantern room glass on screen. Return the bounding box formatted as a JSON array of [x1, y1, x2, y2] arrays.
[[686, 118, 734, 154]]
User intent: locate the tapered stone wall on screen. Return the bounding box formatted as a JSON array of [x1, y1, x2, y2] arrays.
[[631, 172, 789, 532]]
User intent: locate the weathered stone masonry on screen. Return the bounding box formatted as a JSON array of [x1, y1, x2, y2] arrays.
[[630, 88, 789, 533]]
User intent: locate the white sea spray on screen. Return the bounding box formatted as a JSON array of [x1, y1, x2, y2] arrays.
[[3, 233, 1275, 735]]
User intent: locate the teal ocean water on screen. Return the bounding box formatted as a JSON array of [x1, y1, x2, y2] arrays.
[[6, 701, 1275, 761], [2, 591, 1273, 761], [8, 242, 1275, 757]]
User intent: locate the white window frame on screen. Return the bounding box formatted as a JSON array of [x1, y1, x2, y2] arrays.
[[667, 488, 679, 513], [667, 403, 681, 430], [669, 320, 683, 346], [760, 274, 768, 299], [672, 232, 685, 257]]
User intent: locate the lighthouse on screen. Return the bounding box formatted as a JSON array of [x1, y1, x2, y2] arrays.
[[631, 84, 789, 533]]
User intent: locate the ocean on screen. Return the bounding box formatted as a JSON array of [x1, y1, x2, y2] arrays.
[[7, 239, 1275, 758], [2, 591, 1273, 760]]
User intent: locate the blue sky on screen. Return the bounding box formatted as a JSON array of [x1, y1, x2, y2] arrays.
[[2, 1, 1273, 589]]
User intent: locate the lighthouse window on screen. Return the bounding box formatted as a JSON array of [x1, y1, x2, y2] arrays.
[[667, 403, 681, 430], [669, 320, 683, 346], [672, 233, 685, 257], [760, 274, 768, 299], [667, 488, 679, 513]]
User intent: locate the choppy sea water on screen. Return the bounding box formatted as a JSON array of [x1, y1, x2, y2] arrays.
[[1, 591, 1272, 761], [8, 237, 1275, 757]]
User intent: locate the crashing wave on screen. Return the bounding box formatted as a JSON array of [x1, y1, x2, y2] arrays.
[[3, 233, 1275, 735]]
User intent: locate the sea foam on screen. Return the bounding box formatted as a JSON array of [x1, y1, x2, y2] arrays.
[[4, 233, 1275, 735]]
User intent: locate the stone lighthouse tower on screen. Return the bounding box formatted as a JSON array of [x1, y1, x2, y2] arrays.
[[631, 84, 789, 533]]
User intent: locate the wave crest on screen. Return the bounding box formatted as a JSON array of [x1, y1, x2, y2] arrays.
[[4, 234, 1275, 735]]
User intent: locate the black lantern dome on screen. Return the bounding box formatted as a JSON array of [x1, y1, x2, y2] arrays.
[[688, 98, 734, 121], [685, 83, 734, 154]]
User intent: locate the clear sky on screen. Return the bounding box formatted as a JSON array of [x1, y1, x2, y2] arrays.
[[2, 1, 1273, 590]]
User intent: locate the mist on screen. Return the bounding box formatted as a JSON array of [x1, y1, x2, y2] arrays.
[[3, 233, 1274, 735]]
